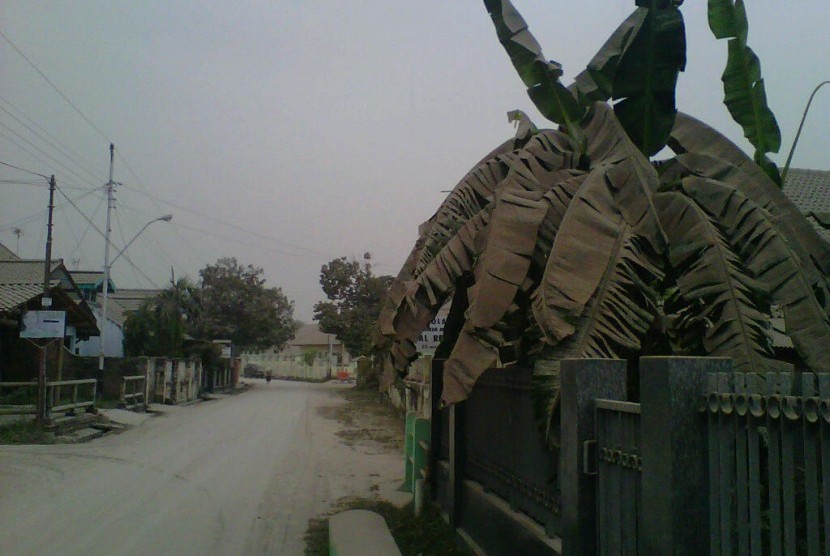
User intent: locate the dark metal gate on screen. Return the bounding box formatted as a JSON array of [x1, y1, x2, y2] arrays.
[[594, 399, 642, 555]]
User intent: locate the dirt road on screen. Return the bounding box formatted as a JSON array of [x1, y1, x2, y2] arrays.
[[0, 380, 407, 556]]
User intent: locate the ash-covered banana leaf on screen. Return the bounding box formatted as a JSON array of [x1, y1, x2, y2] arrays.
[[678, 176, 830, 371], [533, 103, 666, 344], [483, 0, 584, 142], [654, 190, 782, 375], [668, 113, 830, 301], [441, 187, 550, 405], [707, 0, 781, 184]]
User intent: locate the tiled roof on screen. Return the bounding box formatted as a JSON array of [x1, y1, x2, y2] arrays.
[[0, 282, 55, 311], [0, 242, 19, 261], [109, 289, 162, 313], [0, 260, 62, 285], [783, 168, 830, 244], [68, 270, 106, 286]]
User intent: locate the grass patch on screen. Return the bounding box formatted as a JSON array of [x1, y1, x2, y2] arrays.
[[304, 497, 470, 556], [0, 419, 51, 444]]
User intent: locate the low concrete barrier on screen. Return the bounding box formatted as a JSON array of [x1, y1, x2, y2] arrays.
[[328, 510, 400, 556]]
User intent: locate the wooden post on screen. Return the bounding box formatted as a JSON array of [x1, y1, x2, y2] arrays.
[[560, 358, 627, 556], [639, 356, 724, 555]]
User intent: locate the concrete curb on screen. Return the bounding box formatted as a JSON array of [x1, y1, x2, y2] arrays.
[[328, 510, 401, 556]]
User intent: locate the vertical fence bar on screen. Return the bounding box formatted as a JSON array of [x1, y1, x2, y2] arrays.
[[802, 373, 820, 556], [818, 374, 830, 556], [768, 373, 784, 556], [707, 372, 722, 555], [780, 373, 797, 556], [735, 374, 750, 555], [746, 374, 763, 556], [718, 371, 736, 556], [560, 358, 627, 556], [639, 356, 717, 556]]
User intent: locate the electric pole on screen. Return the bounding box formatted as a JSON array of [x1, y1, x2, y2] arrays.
[[99, 144, 115, 374], [36, 175, 56, 426]]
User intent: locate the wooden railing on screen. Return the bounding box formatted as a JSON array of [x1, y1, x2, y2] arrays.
[[47, 379, 96, 416], [0, 379, 96, 418], [119, 375, 146, 410]]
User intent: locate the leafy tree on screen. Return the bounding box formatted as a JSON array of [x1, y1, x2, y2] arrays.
[[196, 257, 296, 351], [314, 256, 393, 357], [123, 277, 200, 357]]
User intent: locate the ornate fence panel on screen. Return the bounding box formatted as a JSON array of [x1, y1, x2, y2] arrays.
[[431, 360, 561, 556], [594, 399, 642, 555], [705, 370, 830, 556]]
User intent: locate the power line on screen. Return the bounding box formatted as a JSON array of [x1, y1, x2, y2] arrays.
[[120, 183, 335, 259], [0, 27, 111, 144], [0, 122, 101, 187], [0, 159, 49, 179], [0, 101, 102, 184], [55, 187, 160, 287], [0, 185, 103, 234]]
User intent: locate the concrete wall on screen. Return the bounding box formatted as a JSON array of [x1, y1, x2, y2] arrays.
[[240, 352, 355, 381]]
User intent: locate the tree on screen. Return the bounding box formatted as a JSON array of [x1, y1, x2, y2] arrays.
[[376, 0, 830, 443], [314, 256, 393, 357], [123, 277, 200, 357], [196, 257, 296, 351]]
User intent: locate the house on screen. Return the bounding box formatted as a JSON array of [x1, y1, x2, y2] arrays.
[[281, 323, 350, 365], [0, 248, 98, 381], [68, 271, 161, 358], [783, 168, 830, 245]]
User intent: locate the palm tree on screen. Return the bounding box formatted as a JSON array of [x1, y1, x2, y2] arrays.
[[376, 0, 830, 444]]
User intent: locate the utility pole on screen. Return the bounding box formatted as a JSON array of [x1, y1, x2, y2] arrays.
[[36, 175, 56, 426], [99, 144, 115, 375]]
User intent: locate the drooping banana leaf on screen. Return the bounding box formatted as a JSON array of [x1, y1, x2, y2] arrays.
[[668, 113, 830, 283], [707, 0, 781, 184], [414, 129, 577, 277], [533, 103, 666, 343], [383, 209, 492, 369], [482, 0, 585, 144], [611, 2, 686, 156], [441, 187, 550, 405], [534, 226, 663, 448], [679, 176, 830, 372], [654, 190, 782, 374]]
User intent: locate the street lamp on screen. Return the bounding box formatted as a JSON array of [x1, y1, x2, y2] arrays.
[[781, 80, 830, 183], [98, 214, 173, 371]]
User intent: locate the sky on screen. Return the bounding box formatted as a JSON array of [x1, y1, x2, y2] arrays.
[[2, 1, 829, 322]]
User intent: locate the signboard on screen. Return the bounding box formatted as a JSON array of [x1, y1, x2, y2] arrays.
[[20, 310, 66, 339], [416, 304, 450, 355]]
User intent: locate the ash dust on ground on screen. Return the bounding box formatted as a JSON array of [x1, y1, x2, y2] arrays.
[[318, 387, 405, 452]]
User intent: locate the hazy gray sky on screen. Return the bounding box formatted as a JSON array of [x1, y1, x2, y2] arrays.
[[2, 1, 828, 321]]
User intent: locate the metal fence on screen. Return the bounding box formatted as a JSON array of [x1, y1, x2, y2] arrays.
[[706, 370, 830, 556], [431, 356, 830, 555]]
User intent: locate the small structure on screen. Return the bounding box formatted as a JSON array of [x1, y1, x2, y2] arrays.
[[240, 323, 350, 381]]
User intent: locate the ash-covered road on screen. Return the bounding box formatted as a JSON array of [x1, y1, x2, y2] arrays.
[[0, 380, 405, 556]]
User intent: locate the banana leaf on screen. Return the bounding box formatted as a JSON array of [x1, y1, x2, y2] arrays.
[[483, 0, 584, 141], [668, 113, 830, 283], [679, 176, 830, 372], [654, 190, 781, 374], [441, 187, 550, 405], [707, 0, 781, 183], [570, 8, 648, 104], [533, 103, 666, 344], [612, 3, 686, 156]]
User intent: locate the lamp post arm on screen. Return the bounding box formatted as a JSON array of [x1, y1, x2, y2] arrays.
[[781, 80, 830, 183], [109, 215, 173, 267]]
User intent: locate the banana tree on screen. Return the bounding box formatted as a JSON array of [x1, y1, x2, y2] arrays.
[[376, 0, 830, 445]]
